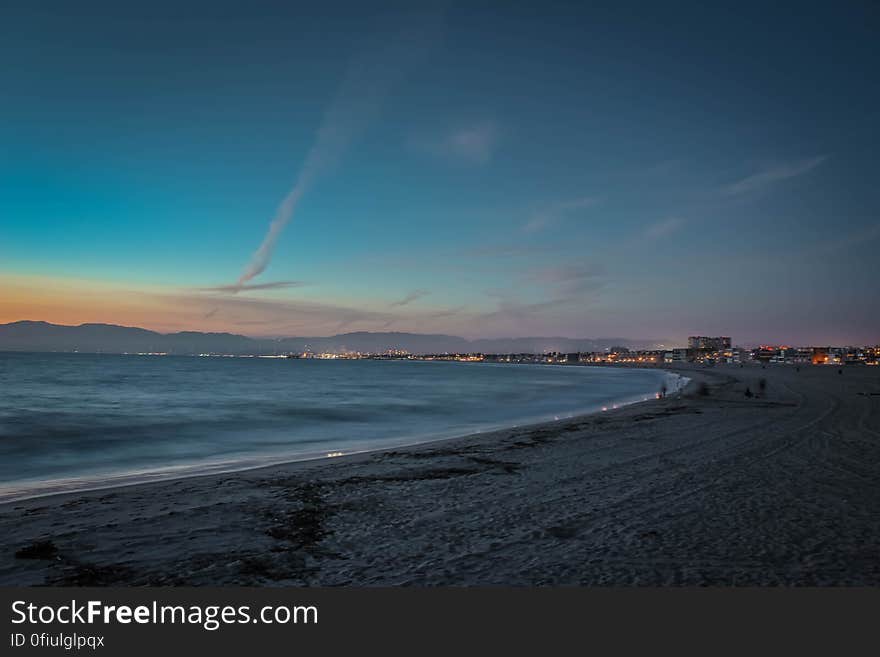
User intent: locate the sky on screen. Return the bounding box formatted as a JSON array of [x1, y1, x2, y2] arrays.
[[1, 1, 878, 345]]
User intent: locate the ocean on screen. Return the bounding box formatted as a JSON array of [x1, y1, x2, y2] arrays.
[[0, 353, 685, 501]]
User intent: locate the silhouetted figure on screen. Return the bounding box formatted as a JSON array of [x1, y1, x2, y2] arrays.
[[839, 369, 843, 375], [744, 387, 753, 398]]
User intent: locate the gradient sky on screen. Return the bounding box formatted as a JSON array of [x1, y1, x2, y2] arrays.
[[1, 1, 878, 345]]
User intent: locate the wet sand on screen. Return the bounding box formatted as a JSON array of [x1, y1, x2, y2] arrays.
[[1, 363, 878, 585]]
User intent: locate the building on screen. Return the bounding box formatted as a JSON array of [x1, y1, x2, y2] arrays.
[[672, 348, 693, 362], [717, 347, 745, 364], [752, 346, 776, 363], [688, 336, 732, 351]]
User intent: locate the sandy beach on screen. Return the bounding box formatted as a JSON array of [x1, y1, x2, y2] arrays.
[[1, 363, 878, 586]]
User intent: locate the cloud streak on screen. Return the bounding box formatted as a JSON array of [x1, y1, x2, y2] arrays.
[[390, 289, 430, 307], [522, 196, 598, 234], [643, 217, 685, 240], [528, 262, 606, 297], [199, 281, 308, 294], [723, 155, 826, 196], [233, 11, 442, 290], [415, 121, 500, 164]]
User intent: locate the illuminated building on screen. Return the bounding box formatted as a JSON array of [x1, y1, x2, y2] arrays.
[[688, 336, 732, 351]]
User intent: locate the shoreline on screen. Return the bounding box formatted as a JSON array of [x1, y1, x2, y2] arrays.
[[0, 366, 689, 506], [2, 363, 878, 585]]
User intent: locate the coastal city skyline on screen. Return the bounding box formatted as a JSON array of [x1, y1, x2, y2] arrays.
[[1, 320, 877, 365], [3, 3, 879, 346]]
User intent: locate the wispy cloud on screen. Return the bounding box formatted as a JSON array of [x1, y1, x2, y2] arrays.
[[423, 305, 465, 319], [413, 121, 500, 165], [390, 289, 430, 307], [521, 215, 553, 234], [174, 291, 397, 335], [198, 281, 308, 294], [529, 263, 604, 285], [474, 262, 605, 328], [802, 221, 880, 257], [379, 303, 463, 328], [231, 10, 444, 290], [528, 263, 606, 296], [643, 216, 686, 240], [522, 196, 598, 234], [723, 155, 826, 196], [478, 297, 572, 321]]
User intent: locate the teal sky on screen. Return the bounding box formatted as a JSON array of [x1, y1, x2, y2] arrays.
[[1, 1, 878, 344]]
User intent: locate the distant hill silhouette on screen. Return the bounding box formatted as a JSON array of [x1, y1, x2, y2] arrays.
[[0, 321, 669, 355]]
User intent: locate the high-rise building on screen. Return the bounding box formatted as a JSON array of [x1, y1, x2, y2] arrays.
[[688, 336, 732, 351]]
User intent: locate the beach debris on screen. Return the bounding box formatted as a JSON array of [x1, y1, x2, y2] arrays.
[[14, 539, 58, 560], [545, 525, 578, 539], [468, 456, 520, 475], [263, 481, 338, 557]]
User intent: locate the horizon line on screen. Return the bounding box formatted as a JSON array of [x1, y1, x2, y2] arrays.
[[2, 319, 878, 348], [0, 319, 672, 344]]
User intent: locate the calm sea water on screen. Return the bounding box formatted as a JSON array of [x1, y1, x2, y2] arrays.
[[0, 353, 684, 500]]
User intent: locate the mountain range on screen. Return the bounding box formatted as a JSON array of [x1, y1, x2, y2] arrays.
[[0, 321, 672, 355]]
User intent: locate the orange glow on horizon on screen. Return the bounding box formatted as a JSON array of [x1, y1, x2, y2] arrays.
[[0, 273, 474, 338], [1, 274, 238, 334]]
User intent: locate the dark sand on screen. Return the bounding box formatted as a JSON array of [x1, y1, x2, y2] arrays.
[[1, 364, 878, 586]]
